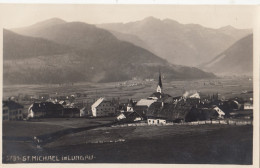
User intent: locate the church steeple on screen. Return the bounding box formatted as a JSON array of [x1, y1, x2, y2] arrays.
[[157, 70, 163, 93]]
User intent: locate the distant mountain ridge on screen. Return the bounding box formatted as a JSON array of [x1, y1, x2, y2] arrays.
[[98, 17, 251, 66], [200, 34, 253, 75], [4, 18, 215, 84], [3, 29, 72, 60]]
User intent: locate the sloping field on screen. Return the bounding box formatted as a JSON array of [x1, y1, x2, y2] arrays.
[[3, 125, 252, 164]]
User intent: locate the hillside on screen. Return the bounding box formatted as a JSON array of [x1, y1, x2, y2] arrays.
[[98, 17, 251, 66], [3, 29, 71, 60], [4, 18, 215, 84], [200, 34, 253, 75]]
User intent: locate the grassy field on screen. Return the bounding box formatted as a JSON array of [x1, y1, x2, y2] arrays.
[[44, 124, 238, 147], [3, 117, 115, 137], [3, 124, 253, 164]]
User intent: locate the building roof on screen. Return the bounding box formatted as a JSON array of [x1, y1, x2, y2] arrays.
[[147, 100, 193, 121], [213, 106, 225, 115], [3, 100, 24, 110], [30, 102, 63, 112], [136, 99, 157, 107], [91, 97, 105, 108], [118, 111, 143, 121]]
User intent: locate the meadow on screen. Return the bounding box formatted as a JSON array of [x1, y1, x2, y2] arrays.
[[3, 124, 252, 164]]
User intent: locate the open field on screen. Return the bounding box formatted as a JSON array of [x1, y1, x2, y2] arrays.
[[3, 76, 253, 102], [3, 117, 115, 137], [3, 124, 252, 164]]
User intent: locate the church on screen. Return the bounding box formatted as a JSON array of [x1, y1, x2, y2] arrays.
[[134, 71, 175, 117], [147, 71, 172, 101]]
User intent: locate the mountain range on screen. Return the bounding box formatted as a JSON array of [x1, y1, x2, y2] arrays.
[[98, 16, 251, 66], [4, 18, 215, 84], [200, 34, 253, 75]]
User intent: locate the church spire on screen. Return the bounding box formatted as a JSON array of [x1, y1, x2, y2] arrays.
[[157, 70, 163, 93]]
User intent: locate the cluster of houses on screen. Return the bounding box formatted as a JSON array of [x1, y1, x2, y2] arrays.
[[2, 72, 253, 124], [115, 72, 253, 125]]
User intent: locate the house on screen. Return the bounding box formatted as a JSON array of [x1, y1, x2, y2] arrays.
[[185, 106, 225, 122], [91, 98, 115, 117], [116, 111, 143, 122], [147, 117, 167, 125], [147, 100, 193, 123], [28, 102, 64, 118], [3, 100, 24, 121], [244, 102, 253, 110]]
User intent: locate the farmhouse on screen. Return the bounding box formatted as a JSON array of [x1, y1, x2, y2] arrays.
[[28, 102, 64, 118], [147, 117, 167, 125], [91, 97, 115, 117], [147, 100, 194, 123], [3, 100, 24, 121], [185, 106, 225, 122], [117, 111, 143, 122]]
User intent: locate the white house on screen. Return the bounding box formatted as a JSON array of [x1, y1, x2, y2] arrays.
[[213, 106, 225, 118], [147, 118, 166, 125], [91, 98, 115, 117]]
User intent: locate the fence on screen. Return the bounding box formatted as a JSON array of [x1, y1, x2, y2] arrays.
[[111, 119, 252, 127]]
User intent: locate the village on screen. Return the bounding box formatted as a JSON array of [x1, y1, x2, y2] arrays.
[[2, 72, 253, 126]]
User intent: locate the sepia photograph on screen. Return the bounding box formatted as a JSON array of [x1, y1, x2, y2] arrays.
[[0, 3, 259, 166]]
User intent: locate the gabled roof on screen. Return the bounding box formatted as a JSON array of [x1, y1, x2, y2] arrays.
[[213, 106, 225, 115], [3, 100, 24, 110], [136, 99, 156, 107], [118, 111, 143, 121], [147, 100, 193, 121], [30, 102, 63, 112], [91, 97, 104, 108]]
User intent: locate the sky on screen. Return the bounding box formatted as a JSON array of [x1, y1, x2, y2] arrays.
[[0, 4, 257, 29]]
